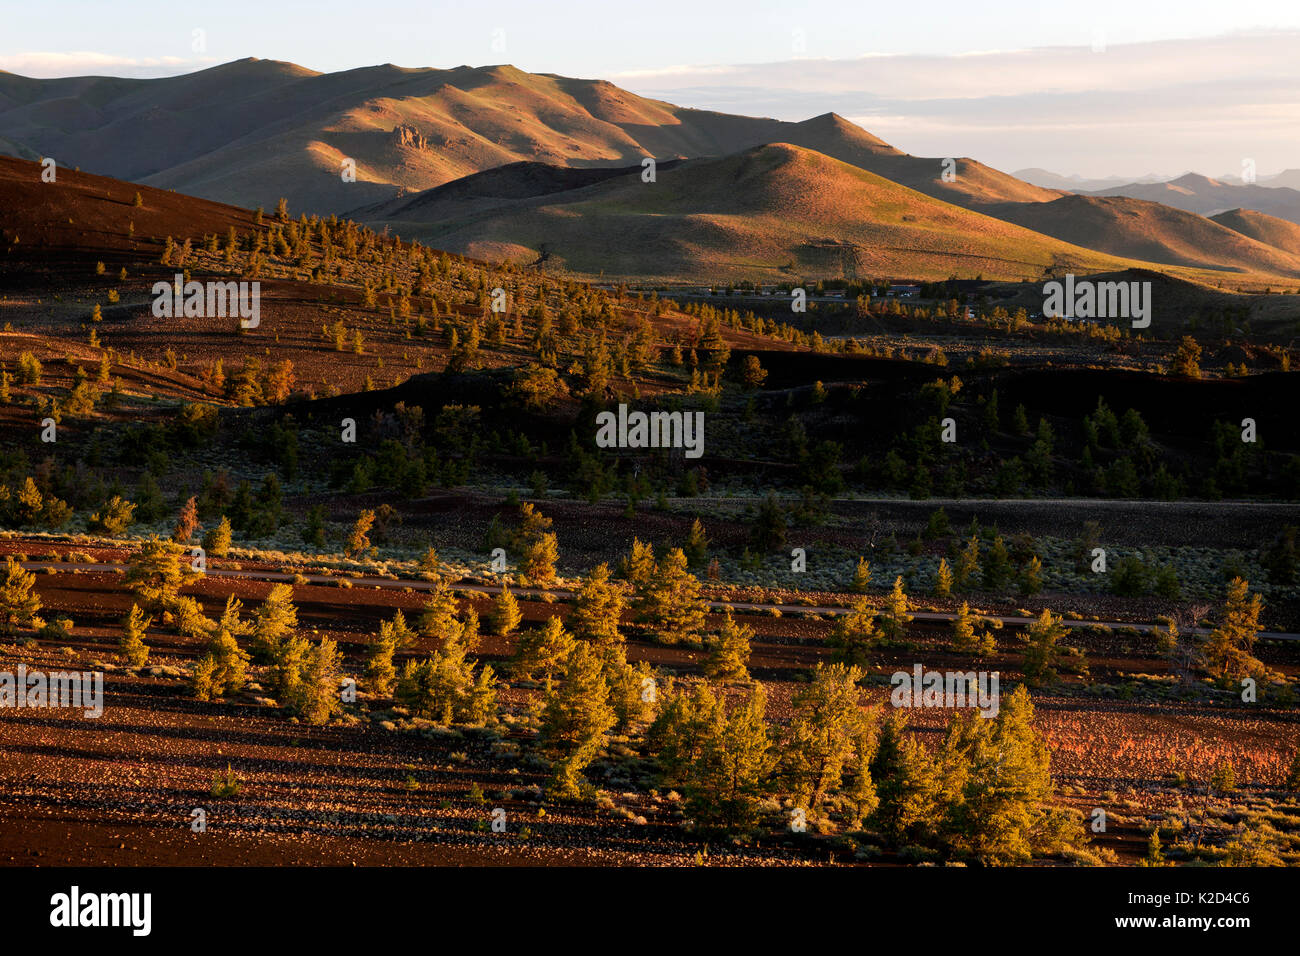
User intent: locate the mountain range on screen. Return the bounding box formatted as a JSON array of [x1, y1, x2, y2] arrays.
[[2, 58, 1298, 285]]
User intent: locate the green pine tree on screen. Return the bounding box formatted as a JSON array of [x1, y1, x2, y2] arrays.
[[784, 662, 873, 811], [567, 562, 627, 647], [364, 629, 398, 697], [704, 608, 754, 682], [850, 556, 872, 593], [1202, 578, 1267, 682], [684, 518, 710, 569], [539, 642, 616, 797], [828, 596, 880, 666], [515, 616, 576, 691], [120, 603, 152, 668], [489, 585, 522, 636], [934, 558, 953, 597], [0, 556, 41, 636], [870, 712, 939, 846], [879, 576, 913, 642], [251, 583, 298, 659], [634, 547, 707, 644], [202, 516, 233, 558]]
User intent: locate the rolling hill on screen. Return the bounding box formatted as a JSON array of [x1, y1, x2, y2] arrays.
[[1012, 168, 1167, 193], [360, 143, 1156, 282], [3, 57, 1297, 288], [0, 59, 1055, 218], [1085, 173, 1300, 226], [985, 194, 1300, 276], [1209, 208, 1300, 258]]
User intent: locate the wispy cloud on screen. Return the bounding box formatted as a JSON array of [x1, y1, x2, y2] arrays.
[[622, 32, 1300, 178], [0, 52, 217, 78]]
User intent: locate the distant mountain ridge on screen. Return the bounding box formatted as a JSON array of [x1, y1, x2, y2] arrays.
[[2, 58, 1295, 285], [0, 58, 1056, 218], [358, 142, 1182, 282], [986, 194, 1300, 277]]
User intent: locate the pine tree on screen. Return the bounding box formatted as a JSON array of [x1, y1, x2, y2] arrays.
[[1022, 608, 1066, 684], [417, 579, 464, 644], [1210, 758, 1236, 794], [346, 508, 375, 559], [1171, 335, 1202, 378], [520, 531, 559, 586], [515, 616, 576, 691], [191, 597, 251, 701], [870, 712, 939, 846], [784, 663, 873, 812], [567, 562, 626, 646], [1019, 555, 1043, 596], [1144, 829, 1164, 865], [120, 604, 152, 668], [88, 495, 136, 535], [828, 596, 880, 666], [0, 556, 41, 636], [648, 681, 723, 785], [284, 638, 343, 725], [934, 558, 953, 597], [879, 576, 913, 642], [850, 556, 872, 593], [1202, 577, 1267, 681], [621, 537, 656, 587], [936, 685, 1052, 862], [950, 601, 997, 656], [395, 644, 497, 727], [419, 546, 442, 579], [686, 684, 773, 828], [845, 726, 880, 828], [251, 583, 298, 659], [371, 610, 412, 653], [982, 535, 1012, 590], [954, 536, 980, 591], [704, 609, 754, 682], [267, 634, 309, 700], [602, 651, 657, 733], [513, 502, 553, 543], [509, 501, 558, 584], [539, 642, 616, 797], [489, 585, 522, 636], [365, 629, 398, 696], [634, 547, 707, 644], [684, 518, 710, 569], [123, 536, 198, 617], [202, 516, 233, 558]]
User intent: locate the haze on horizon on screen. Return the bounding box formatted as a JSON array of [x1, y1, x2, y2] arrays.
[[2, 0, 1298, 180]]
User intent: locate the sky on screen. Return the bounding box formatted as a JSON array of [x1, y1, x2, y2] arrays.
[[2, 1, 1299, 178]]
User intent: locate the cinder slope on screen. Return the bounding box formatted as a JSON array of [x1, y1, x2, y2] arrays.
[[1087, 173, 1300, 226], [987, 194, 1300, 276], [0, 60, 1057, 216], [1210, 208, 1300, 258], [366, 143, 1148, 282]]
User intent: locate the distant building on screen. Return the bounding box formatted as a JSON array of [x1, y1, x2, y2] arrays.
[[888, 284, 921, 297]]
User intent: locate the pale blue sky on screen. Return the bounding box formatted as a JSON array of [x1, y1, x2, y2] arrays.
[[3, 0, 1296, 77], [3, 2, 1299, 177]]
